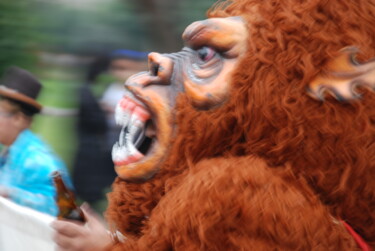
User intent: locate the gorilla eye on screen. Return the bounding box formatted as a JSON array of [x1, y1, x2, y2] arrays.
[[197, 47, 216, 62]]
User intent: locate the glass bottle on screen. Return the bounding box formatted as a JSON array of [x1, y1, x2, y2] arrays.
[[52, 171, 85, 222]]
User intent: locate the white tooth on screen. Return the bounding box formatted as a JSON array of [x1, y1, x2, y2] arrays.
[[115, 104, 123, 125], [112, 143, 121, 161], [124, 115, 142, 155], [126, 137, 139, 156], [119, 125, 126, 146], [115, 103, 131, 126], [114, 104, 122, 125], [130, 117, 144, 147], [129, 116, 144, 141], [131, 114, 144, 128], [112, 142, 129, 163], [111, 143, 119, 162], [125, 130, 136, 153]]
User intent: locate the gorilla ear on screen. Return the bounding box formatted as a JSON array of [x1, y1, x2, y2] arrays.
[[307, 47, 375, 101]]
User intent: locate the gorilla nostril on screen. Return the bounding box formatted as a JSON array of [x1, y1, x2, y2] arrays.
[[148, 52, 173, 85], [151, 63, 159, 77]]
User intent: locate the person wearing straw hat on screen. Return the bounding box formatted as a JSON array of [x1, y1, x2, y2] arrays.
[[0, 66, 72, 216]]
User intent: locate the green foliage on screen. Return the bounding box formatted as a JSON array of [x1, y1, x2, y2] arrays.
[[34, 0, 150, 55], [0, 0, 216, 68], [0, 0, 41, 73]]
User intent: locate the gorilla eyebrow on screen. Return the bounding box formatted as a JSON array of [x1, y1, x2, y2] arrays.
[[182, 17, 246, 54], [182, 20, 218, 49]]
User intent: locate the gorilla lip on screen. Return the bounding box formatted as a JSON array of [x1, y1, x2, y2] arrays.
[[112, 91, 155, 166]]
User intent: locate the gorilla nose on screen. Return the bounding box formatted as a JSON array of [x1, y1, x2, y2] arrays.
[[147, 52, 174, 85]]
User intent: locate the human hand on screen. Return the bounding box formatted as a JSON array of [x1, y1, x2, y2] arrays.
[[51, 204, 113, 251]]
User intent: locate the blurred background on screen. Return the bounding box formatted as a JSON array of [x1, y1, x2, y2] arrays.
[[0, 0, 215, 211]]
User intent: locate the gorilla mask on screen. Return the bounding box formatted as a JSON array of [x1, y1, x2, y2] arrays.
[[112, 17, 247, 182]]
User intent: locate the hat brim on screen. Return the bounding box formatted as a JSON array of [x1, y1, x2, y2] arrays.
[[0, 86, 42, 112]]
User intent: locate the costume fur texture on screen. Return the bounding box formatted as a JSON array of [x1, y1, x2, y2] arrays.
[[106, 0, 375, 249]]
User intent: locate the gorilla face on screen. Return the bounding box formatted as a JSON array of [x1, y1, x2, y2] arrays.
[[112, 17, 247, 181]]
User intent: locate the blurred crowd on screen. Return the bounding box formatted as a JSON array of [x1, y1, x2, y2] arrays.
[[73, 50, 148, 212], [0, 49, 148, 216]]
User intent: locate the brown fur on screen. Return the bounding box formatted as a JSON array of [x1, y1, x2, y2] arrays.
[[106, 0, 375, 249], [110, 157, 358, 250]]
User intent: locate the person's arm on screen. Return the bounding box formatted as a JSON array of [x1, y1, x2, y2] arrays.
[[8, 182, 57, 215]]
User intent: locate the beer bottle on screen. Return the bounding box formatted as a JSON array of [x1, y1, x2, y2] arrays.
[[52, 171, 86, 222]]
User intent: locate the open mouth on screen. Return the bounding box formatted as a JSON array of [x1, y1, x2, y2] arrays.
[[112, 91, 156, 166]]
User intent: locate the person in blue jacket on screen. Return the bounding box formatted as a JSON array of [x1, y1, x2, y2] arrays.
[[0, 66, 72, 216]]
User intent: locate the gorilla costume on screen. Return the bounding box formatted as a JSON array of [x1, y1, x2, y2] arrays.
[[104, 0, 375, 250]]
